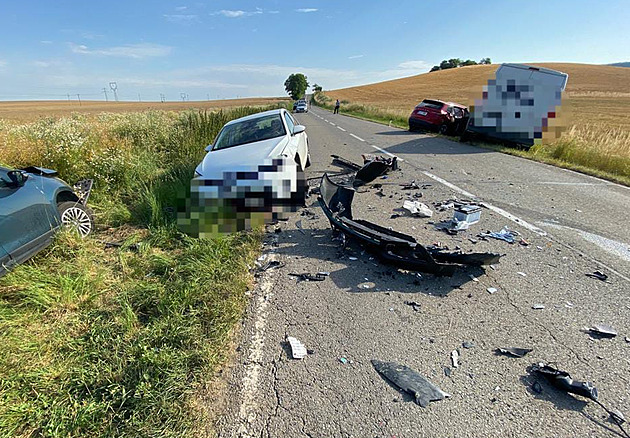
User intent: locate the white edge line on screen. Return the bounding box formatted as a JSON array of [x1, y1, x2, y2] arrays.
[[349, 133, 364, 142], [329, 122, 336, 126], [421, 170, 547, 236], [337, 126, 346, 132]]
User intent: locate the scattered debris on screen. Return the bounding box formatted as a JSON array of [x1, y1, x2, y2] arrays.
[[318, 174, 502, 276], [400, 181, 420, 190], [257, 260, 285, 272], [586, 271, 608, 281], [478, 226, 519, 244], [487, 287, 497, 294], [444, 366, 452, 377], [517, 272, 527, 277], [532, 304, 545, 310], [453, 204, 481, 226], [404, 300, 421, 312], [519, 238, 530, 246], [532, 381, 543, 394], [295, 220, 306, 235], [625, 337, 630, 343], [532, 362, 598, 401], [496, 347, 533, 358], [611, 409, 626, 425], [588, 324, 618, 338], [451, 350, 460, 368], [339, 357, 349, 364], [331, 154, 362, 172], [348, 256, 358, 261], [402, 200, 433, 218], [289, 272, 328, 282], [462, 341, 475, 349], [287, 336, 307, 359], [371, 359, 451, 407]]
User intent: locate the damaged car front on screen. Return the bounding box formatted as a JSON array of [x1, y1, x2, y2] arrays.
[[0, 165, 93, 277], [184, 109, 310, 236]]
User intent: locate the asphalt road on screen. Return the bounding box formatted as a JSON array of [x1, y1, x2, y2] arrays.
[[217, 107, 630, 438]]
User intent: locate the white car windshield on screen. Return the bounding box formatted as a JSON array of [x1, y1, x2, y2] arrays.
[[213, 114, 286, 151]]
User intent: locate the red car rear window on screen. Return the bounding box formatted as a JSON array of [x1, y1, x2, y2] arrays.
[[417, 100, 444, 110]]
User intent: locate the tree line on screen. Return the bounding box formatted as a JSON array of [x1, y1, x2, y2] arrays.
[[430, 57, 491, 72]]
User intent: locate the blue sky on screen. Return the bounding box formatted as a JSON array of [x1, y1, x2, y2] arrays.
[[0, 0, 628, 101]]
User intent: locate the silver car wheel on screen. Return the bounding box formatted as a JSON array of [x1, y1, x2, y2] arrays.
[[60, 206, 92, 237]]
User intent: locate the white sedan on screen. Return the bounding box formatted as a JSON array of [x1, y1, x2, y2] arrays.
[[189, 108, 310, 234]]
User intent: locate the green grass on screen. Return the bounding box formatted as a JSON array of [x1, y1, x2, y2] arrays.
[[0, 104, 284, 437], [312, 93, 630, 186]]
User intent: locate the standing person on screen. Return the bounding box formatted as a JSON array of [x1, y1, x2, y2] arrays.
[[334, 99, 340, 114]]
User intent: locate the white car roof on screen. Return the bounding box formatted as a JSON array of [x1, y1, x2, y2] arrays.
[[224, 108, 285, 126]]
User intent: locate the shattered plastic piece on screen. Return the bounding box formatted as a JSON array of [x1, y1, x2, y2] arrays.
[[339, 357, 348, 364], [348, 256, 358, 261], [287, 336, 307, 359], [532, 304, 545, 310], [497, 347, 533, 358], [400, 181, 420, 190], [371, 359, 451, 407], [402, 200, 433, 218], [295, 220, 306, 235], [289, 272, 328, 282], [586, 271, 608, 281], [444, 366, 452, 377], [611, 409, 626, 425], [462, 341, 475, 349], [532, 381, 543, 394], [318, 174, 501, 276], [589, 324, 618, 338], [532, 362, 598, 401], [451, 350, 460, 368], [404, 300, 421, 312], [517, 272, 527, 277], [478, 226, 519, 243], [487, 287, 497, 294], [469, 275, 479, 282], [257, 260, 285, 272]]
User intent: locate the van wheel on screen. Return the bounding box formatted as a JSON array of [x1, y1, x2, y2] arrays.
[[439, 124, 449, 135], [305, 154, 312, 168], [57, 202, 94, 237]]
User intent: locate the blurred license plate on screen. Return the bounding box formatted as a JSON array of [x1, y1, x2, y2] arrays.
[[417, 110, 427, 116]]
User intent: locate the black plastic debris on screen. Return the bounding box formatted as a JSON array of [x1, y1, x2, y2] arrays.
[[371, 359, 450, 407], [404, 300, 421, 312], [586, 271, 608, 281], [331, 154, 362, 171], [257, 260, 285, 272], [532, 362, 598, 401], [588, 324, 618, 338], [462, 341, 475, 349], [289, 272, 328, 282], [330, 154, 398, 185], [496, 347, 533, 358], [318, 174, 502, 276], [295, 220, 306, 235], [400, 180, 420, 190]]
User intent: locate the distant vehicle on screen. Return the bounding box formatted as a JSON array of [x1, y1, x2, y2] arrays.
[[190, 108, 310, 234], [0, 166, 94, 277], [408, 99, 469, 135], [293, 99, 306, 111], [295, 101, 308, 113], [462, 63, 569, 147]]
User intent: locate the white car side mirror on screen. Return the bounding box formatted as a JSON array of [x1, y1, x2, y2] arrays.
[[292, 125, 306, 135], [204, 144, 213, 152]]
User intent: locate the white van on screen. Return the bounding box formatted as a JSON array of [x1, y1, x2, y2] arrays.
[[464, 63, 569, 147]]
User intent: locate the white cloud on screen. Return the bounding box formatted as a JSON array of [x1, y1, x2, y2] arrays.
[[268, 10, 280, 14], [164, 14, 199, 23], [213, 8, 264, 18], [175, 5, 188, 11], [69, 43, 172, 58], [296, 8, 318, 13], [348, 54, 364, 60]]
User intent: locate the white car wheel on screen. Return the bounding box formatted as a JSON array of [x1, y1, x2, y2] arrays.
[[58, 202, 94, 237]]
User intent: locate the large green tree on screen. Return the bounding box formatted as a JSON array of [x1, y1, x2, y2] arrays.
[[284, 73, 309, 100]]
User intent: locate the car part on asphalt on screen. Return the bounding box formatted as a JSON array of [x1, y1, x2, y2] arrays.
[[532, 362, 598, 401], [402, 200, 433, 218], [400, 180, 420, 190], [371, 359, 451, 407], [287, 336, 307, 359], [588, 324, 617, 338], [330, 154, 399, 185], [257, 260, 285, 272], [318, 173, 502, 276], [496, 347, 533, 358], [453, 204, 482, 225], [404, 300, 421, 312], [331, 154, 363, 172], [586, 270, 608, 281], [289, 272, 328, 282], [295, 219, 306, 234], [451, 350, 460, 368]]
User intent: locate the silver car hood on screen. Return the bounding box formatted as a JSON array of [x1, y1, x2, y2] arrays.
[[196, 135, 289, 177]]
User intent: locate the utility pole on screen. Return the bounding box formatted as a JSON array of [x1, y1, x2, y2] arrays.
[[76, 94, 81, 106], [67, 93, 70, 101], [102, 88, 108, 102], [109, 81, 118, 102], [180, 92, 186, 102], [138, 93, 141, 102], [207, 93, 210, 101], [159, 93, 165, 103]]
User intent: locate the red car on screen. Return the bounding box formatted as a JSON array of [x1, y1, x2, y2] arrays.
[[408, 99, 469, 135]]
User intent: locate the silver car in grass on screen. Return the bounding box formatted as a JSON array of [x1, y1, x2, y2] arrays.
[[0, 166, 94, 277], [186, 109, 310, 235]]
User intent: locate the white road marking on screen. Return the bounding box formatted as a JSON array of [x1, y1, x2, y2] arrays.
[[337, 126, 346, 132], [350, 133, 365, 142], [236, 269, 276, 435], [329, 122, 336, 126], [324, 119, 328, 122], [421, 170, 547, 236], [537, 182, 606, 186]]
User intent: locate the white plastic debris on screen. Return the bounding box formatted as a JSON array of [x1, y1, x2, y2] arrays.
[[287, 336, 308, 359], [469, 275, 480, 282], [348, 256, 358, 261], [517, 272, 527, 277], [532, 304, 545, 310], [451, 350, 460, 368], [402, 200, 433, 218], [487, 287, 497, 294]]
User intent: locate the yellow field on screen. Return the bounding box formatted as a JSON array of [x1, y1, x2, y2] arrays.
[[324, 63, 630, 131], [0, 97, 288, 122]]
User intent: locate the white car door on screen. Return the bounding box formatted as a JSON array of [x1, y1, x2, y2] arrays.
[[283, 111, 308, 169]]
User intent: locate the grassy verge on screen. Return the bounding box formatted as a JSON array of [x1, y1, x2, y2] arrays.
[[0, 104, 284, 437], [312, 93, 630, 186]]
